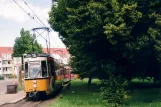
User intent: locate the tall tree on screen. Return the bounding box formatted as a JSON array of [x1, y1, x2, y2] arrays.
[[49, 0, 161, 80], [12, 28, 43, 57], [49, 0, 161, 106]]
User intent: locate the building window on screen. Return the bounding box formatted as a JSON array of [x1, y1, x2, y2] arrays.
[[8, 61, 10, 64], [0, 68, 1, 70], [6, 68, 7, 71], [0, 61, 1, 63]]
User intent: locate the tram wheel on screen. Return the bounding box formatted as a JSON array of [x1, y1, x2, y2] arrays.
[[34, 92, 40, 101]]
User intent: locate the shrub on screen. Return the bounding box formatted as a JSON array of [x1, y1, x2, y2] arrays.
[[8, 74, 17, 79], [0, 75, 4, 80], [100, 75, 129, 107]]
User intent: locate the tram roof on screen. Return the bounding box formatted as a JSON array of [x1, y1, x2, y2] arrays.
[[24, 53, 53, 58], [32, 27, 50, 31]]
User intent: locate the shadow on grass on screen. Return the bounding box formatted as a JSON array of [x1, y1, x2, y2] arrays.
[[130, 82, 161, 90], [68, 79, 100, 92], [125, 82, 161, 107], [50, 79, 105, 107]]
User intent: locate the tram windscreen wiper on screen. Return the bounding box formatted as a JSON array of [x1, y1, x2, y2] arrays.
[[34, 70, 41, 78]]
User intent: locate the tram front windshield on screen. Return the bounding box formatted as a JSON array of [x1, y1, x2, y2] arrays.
[[29, 63, 41, 78]]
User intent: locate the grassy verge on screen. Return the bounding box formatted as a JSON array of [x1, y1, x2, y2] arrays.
[[124, 79, 161, 107], [49, 79, 106, 107], [124, 88, 161, 107], [48, 79, 161, 107]]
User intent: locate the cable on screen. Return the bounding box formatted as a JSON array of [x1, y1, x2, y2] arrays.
[[35, 30, 50, 44], [35, 30, 46, 39], [13, 0, 53, 54], [22, 0, 54, 32], [22, 0, 55, 52], [35, 30, 51, 54], [47, 30, 51, 54], [22, 0, 47, 27], [13, 0, 60, 52], [13, 0, 44, 27], [22, 0, 60, 47]]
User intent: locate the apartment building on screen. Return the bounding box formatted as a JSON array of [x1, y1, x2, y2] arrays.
[[0, 47, 70, 78], [0, 47, 14, 77], [43, 48, 70, 65], [0, 54, 2, 75]]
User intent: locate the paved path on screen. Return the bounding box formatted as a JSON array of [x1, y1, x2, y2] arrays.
[[0, 90, 25, 106], [0, 79, 25, 106], [0, 79, 17, 95]]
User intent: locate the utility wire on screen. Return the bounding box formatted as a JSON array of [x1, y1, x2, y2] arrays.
[[22, 0, 47, 27], [13, 0, 51, 43], [35, 30, 50, 44], [13, 0, 44, 27], [35, 30, 46, 39], [13, 0, 57, 53], [22, 0, 53, 52], [22, 0, 54, 32]]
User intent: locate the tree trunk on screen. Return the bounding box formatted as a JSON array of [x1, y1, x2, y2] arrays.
[[88, 76, 92, 87]]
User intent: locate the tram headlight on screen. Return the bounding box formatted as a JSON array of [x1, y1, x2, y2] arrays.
[[33, 84, 37, 88]]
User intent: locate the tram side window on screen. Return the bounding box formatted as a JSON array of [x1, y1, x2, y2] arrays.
[[51, 61, 54, 76], [48, 60, 55, 76], [41, 61, 47, 77], [60, 67, 64, 75], [25, 62, 28, 78], [65, 68, 68, 75]]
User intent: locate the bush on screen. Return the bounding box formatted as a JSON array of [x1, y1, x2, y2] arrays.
[[100, 75, 129, 107], [0, 75, 4, 80], [8, 74, 16, 79]]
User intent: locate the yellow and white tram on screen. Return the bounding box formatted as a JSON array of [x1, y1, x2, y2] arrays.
[[23, 53, 71, 98]]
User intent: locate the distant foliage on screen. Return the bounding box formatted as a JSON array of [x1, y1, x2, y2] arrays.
[[0, 75, 4, 80], [12, 28, 43, 57]]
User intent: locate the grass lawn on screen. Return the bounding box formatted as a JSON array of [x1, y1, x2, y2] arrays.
[[49, 79, 106, 107], [49, 79, 161, 107], [124, 79, 161, 107], [125, 88, 161, 107]]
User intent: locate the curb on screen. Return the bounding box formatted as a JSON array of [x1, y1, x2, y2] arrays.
[[9, 96, 25, 104], [0, 96, 25, 106]]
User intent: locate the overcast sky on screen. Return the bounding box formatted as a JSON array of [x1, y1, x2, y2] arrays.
[[0, 0, 65, 48]]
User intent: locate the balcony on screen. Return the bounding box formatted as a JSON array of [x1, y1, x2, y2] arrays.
[[2, 64, 13, 68], [2, 59, 12, 61], [2, 71, 13, 75]]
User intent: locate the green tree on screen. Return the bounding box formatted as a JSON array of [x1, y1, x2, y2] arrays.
[[49, 0, 161, 81], [49, 0, 161, 105], [12, 28, 43, 57]]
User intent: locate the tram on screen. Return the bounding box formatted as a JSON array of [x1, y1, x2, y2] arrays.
[[23, 53, 71, 98]]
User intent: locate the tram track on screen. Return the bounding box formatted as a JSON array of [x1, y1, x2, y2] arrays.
[[1, 87, 63, 107], [0, 99, 42, 107], [1, 93, 57, 107]]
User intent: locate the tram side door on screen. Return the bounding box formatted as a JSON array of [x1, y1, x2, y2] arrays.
[[47, 59, 56, 88]]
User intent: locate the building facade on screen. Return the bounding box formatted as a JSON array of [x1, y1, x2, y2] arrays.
[[43, 48, 70, 65], [0, 56, 2, 75], [0, 47, 70, 77], [0, 47, 14, 77]]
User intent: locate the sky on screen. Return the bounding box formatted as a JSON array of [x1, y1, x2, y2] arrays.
[[0, 0, 66, 48]]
